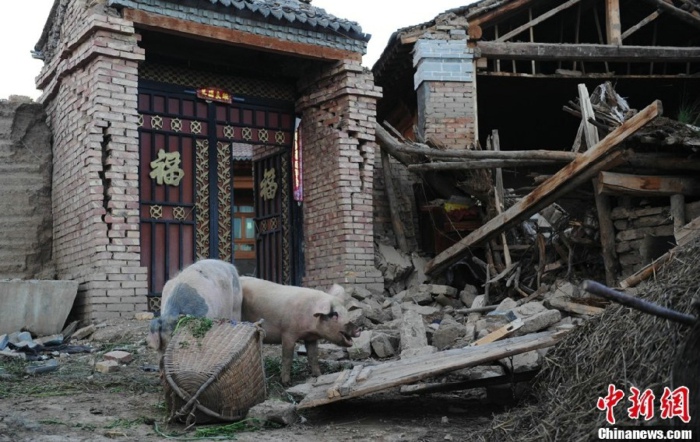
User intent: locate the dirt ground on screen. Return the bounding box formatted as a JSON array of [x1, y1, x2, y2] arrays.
[[0, 317, 504, 441]]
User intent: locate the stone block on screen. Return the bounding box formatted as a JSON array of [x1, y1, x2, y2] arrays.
[[460, 285, 478, 307], [515, 310, 562, 335], [247, 399, 298, 426], [348, 330, 372, 360], [370, 332, 396, 358], [399, 310, 428, 352], [432, 315, 465, 350], [104, 350, 133, 364], [95, 360, 120, 373], [400, 345, 437, 359]]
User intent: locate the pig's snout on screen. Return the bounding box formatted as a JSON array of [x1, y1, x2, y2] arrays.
[[338, 323, 361, 347]]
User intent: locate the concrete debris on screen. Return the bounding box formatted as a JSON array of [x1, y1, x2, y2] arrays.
[[72, 324, 97, 341], [104, 350, 133, 364], [134, 312, 154, 321], [348, 330, 373, 360], [459, 285, 479, 308], [35, 334, 64, 346], [370, 332, 397, 358], [376, 242, 414, 294], [515, 310, 562, 336], [432, 315, 465, 350], [95, 360, 120, 373], [247, 399, 299, 427], [399, 310, 429, 353]]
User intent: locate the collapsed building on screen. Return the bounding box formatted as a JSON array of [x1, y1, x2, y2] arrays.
[[372, 0, 700, 295]]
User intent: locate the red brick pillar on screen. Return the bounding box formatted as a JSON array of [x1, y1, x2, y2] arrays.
[[296, 60, 384, 293]]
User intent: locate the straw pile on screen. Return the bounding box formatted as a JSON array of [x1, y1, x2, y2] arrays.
[[471, 237, 700, 441]]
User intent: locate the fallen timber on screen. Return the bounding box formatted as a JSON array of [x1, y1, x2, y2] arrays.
[[296, 330, 567, 409], [376, 124, 700, 172], [423, 100, 662, 277]]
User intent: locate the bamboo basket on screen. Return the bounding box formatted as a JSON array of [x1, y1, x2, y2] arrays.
[[163, 320, 266, 425]]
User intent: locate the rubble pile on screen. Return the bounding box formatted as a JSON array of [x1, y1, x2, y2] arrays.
[[469, 237, 700, 441]]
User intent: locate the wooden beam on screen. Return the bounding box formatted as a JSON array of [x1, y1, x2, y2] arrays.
[[408, 159, 563, 171], [496, 0, 583, 42], [597, 171, 700, 196], [381, 149, 410, 253], [605, 0, 622, 45], [122, 9, 362, 62], [638, 0, 700, 28], [477, 41, 700, 62], [621, 10, 662, 41], [424, 100, 662, 277], [670, 194, 686, 233]]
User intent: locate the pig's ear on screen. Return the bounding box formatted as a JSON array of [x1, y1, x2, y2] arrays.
[[327, 284, 347, 301], [312, 299, 335, 319]]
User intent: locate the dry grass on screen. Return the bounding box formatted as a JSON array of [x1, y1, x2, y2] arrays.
[[469, 238, 700, 441]]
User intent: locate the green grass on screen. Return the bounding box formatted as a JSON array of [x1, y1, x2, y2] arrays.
[[174, 316, 213, 339], [677, 96, 700, 125]]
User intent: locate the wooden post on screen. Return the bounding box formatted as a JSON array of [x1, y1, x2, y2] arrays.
[[492, 130, 512, 268], [670, 194, 686, 233], [606, 0, 622, 45], [381, 149, 410, 253], [593, 178, 618, 287]]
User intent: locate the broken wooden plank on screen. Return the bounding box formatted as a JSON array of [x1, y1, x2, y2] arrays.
[[671, 194, 686, 233], [326, 369, 351, 399], [409, 159, 563, 171], [356, 366, 374, 383], [297, 330, 567, 409], [340, 365, 364, 397], [471, 318, 523, 346], [491, 130, 512, 268], [425, 100, 662, 276], [546, 297, 606, 316], [675, 216, 700, 247], [597, 171, 700, 197], [400, 370, 539, 396], [477, 42, 700, 63], [619, 251, 674, 289]]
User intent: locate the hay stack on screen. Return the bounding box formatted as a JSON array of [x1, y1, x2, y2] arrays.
[[472, 238, 700, 441]]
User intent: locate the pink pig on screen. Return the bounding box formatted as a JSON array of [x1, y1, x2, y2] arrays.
[[240, 276, 360, 385]]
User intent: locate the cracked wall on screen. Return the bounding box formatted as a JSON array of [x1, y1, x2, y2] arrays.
[[296, 60, 384, 292], [36, 0, 147, 320]]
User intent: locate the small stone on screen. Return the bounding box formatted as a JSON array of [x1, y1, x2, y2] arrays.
[[494, 298, 518, 312], [0, 349, 26, 360], [286, 382, 313, 402], [247, 399, 298, 426], [72, 324, 97, 340], [460, 285, 479, 307], [134, 312, 154, 321], [95, 360, 120, 373], [430, 285, 458, 297], [445, 435, 454, 441], [435, 294, 462, 308], [399, 310, 428, 352], [104, 350, 133, 364], [408, 285, 434, 305], [432, 315, 465, 350], [348, 286, 372, 301], [515, 310, 562, 335], [25, 359, 59, 375], [441, 416, 449, 424], [317, 344, 348, 361], [500, 350, 541, 373]]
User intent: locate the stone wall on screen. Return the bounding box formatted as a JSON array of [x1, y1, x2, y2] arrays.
[[296, 60, 384, 293], [612, 201, 700, 278], [36, 1, 147, 320], [0, 99, 54, 279]]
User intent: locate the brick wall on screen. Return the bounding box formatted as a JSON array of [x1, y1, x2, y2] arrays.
[[413, 34, 477, 150], [36, 1, 147, 320], [296, 60, 384, 293], [0, 99, 54, 279]]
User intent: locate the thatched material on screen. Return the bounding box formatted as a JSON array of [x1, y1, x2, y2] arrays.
[[471, 238, 700, 441]]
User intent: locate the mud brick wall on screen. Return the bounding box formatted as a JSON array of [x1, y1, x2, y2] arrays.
[[296, 60, 384, 293], [413, 33, 476, 150], [0, 99, 54, 279], [36, 1, 147, 320]]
